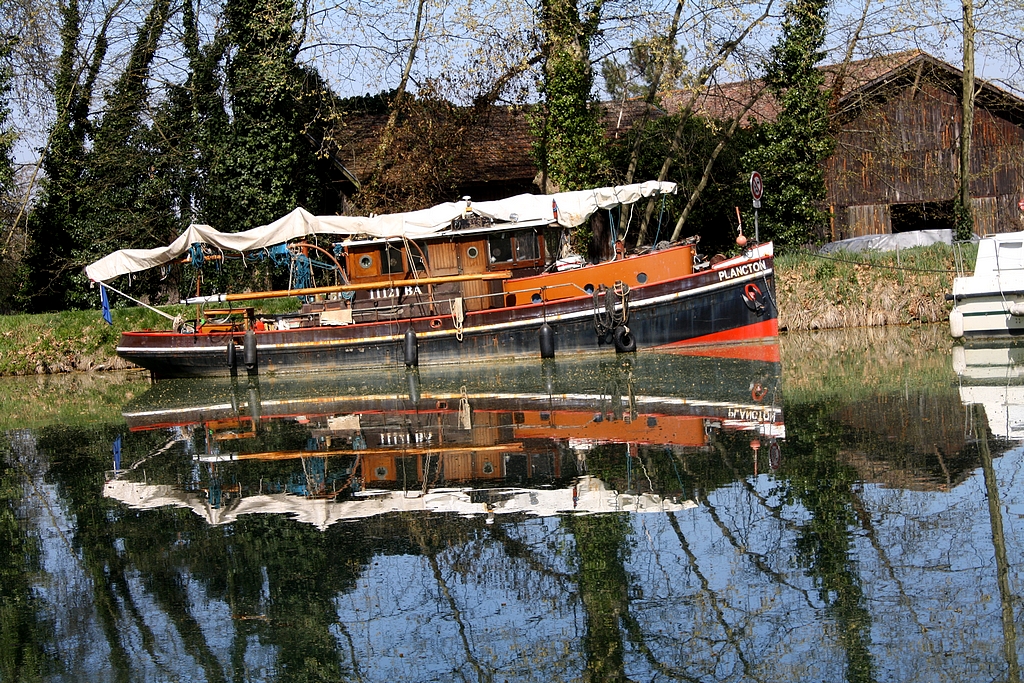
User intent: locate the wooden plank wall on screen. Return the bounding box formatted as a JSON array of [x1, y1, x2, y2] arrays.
[[846, 204, 892, 237], [826, 70, 1024, 238]]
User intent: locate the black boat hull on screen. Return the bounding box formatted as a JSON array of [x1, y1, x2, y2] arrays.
[[119, 256, 778, 379]]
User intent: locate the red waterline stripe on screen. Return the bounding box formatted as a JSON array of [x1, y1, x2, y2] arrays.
[[654, 320, 780, 355]]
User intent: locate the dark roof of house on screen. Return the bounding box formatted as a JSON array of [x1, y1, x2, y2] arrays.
[[329, 99, 663, 192]]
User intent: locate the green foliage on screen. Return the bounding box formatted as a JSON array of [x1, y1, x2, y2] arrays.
[[204, 0, 341, 229], [953, 198, 974, 241], [27, 0, 177, 312], [814, 260, 836, 281], [742, 0, 834, 251], [0, 36, 27, 316], [0, 36, 14, 196], [607, 113, 758, 253], [534, 49, 607, 193], [24, 0, 343, 313]]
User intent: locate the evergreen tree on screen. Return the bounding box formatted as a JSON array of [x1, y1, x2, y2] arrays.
[[601, 39, 685, 103], [0, 35, 28, 314], [0, 37, 13, 197], [24, 0, 99, 311], [743, 0, 833, 250], [204, 0, 339, 230], [28, 0, 176, 311]]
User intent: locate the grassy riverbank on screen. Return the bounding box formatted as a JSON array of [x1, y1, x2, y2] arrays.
[[776, 242, 968, 331], [0, 243, 970, 376]]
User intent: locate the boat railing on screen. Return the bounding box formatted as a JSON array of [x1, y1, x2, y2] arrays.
[[952, 239, 979, 279]]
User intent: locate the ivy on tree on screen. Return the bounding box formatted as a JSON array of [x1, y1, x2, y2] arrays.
[[532, 0, 607, 194], [743, 0, 834, 250]]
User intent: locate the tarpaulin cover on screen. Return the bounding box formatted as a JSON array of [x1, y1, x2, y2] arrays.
[[85, 181, 677, 282]]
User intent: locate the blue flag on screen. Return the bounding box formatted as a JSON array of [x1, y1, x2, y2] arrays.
[[113, 435, 122, 471], [100, 284, 112, 325]]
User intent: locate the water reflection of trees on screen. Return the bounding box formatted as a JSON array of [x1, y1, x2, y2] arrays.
[[15, 381, 1024, 682], [0, 431, 52, 681]]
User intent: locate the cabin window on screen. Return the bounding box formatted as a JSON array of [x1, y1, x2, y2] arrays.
[[408, 250, 426, 274], [514, 230, 539, 261], [358, 255, 374, 270], [466, 246, 480, 259], [488, 230, 540, 265], [998, 242, 1024, 271], [382, 244, 404, 274], [489, 233, 514, 263]]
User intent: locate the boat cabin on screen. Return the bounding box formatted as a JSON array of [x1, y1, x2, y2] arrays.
[[275, 218, 694, 331]]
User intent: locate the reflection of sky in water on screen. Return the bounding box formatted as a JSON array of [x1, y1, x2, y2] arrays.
[[334, 532, 584, 681], [20, 443, 1024, 680]]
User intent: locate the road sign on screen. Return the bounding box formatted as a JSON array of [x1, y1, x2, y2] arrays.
[[750, 172, 763, 201]]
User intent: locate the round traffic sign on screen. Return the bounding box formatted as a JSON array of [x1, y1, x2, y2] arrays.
[[750, 172, 763, 201]]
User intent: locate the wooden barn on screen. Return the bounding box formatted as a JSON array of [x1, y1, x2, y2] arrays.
[[668, 51, 1024, 239], [826, 52, 1024, 238], [324, 52, 1024, 240]]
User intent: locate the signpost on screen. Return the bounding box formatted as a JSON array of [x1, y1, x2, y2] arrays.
[[750, 172, 762, 242]]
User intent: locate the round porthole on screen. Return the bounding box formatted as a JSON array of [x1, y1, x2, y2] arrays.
[[374, 466, 389, 479], [359, 255, 373, 269], [637, 272, 648, 284], [584, 284, 595, 294], [482, 461, 494, 474], [531, 293, 542, 303], [467, 246, 479, 259]]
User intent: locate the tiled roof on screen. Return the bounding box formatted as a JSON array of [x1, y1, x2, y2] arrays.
[[329, 100, 665, 190]]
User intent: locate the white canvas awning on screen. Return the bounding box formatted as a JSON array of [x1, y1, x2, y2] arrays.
[[85, 181, 676, 282]]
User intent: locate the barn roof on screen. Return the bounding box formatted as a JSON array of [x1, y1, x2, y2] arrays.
[[661, 51, 1024, 127]]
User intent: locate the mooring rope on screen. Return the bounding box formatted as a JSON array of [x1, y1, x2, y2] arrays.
[[451, 297, 465, 341], [99, 281, 179, 321]]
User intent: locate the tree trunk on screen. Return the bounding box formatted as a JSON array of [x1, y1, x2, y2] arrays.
[[958, 0, 976, 238], [635, 0, 776, 244], [623, 0, 684, 185]]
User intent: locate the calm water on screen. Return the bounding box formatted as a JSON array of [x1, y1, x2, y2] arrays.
[[2, 325, 1023, 682]]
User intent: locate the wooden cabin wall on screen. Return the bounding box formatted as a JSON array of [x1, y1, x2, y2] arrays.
[[825, 76, 1024, 239]]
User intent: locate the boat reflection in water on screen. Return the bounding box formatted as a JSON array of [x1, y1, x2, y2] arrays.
[[954, 342, 1024, 440], [953, 340, 1024, 680], [106, 347, 784, 527]]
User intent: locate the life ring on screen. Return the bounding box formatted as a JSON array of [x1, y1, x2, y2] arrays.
[[613, 325, 637, 353], [743, 283, 765, 314], [751, 383, 768, 401]]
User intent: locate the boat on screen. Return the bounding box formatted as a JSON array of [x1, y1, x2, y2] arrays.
[[949, 230, 1024, 339], [86, 182, 779, 378], [106, 351, 785, 526]]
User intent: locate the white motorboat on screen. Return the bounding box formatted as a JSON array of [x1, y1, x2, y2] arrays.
[[949, 231, 1024, 338]]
